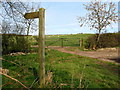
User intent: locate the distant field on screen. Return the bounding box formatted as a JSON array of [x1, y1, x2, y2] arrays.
[[45, 33, 94, 39], [45, 34, 94, 47], [33, 34, 94, 47]]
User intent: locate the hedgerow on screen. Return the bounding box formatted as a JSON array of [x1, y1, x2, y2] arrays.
[[85, 33, 120, 49], [2, 34, 33, 55]]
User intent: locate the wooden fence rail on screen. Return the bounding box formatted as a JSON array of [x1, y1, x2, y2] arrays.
[[45, 38, 84, 48]]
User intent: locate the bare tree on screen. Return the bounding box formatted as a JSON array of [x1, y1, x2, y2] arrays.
[[77, 0, 118, 47], [1, 20, 11, 34], [0, 1, 40, 35]]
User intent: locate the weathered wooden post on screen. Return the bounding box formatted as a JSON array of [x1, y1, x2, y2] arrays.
[[81, 38, 84, 48], [79, 38, 83, 48], [24, 8, 45, 88], [79, 38, 81, 47], [61, 38, 64, 48], [38, 8, 45, 88]]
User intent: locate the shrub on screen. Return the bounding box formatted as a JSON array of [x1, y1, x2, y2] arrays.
[[85, 33, 120, 49], [85, 35, 97, 49], [33, 36, 38, 45], [33, 36, 39, 41], [2, 34, 32, 55]]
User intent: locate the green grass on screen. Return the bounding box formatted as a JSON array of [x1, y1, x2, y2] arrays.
[[2, 47, 120, 88], [45, 34, 94, 47], [45, 33, 93, 39], [2, 53, 39, 88], [33, 34, 94, 47], [46, 49, 120, 88]]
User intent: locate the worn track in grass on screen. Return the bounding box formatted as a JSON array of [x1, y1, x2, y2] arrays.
[[47, 46, 119, 64]]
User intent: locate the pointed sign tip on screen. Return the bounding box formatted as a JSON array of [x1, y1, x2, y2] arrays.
[[24, 12, 39, 19]]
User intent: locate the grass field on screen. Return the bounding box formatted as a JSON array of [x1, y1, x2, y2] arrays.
[[33, 34, 94, 47], [45, 33, 93, 39], [2, 47, 120, 88]]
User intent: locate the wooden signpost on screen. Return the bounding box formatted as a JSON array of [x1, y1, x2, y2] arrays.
[[24, 8, 45, 88], [24, 12, 39, 19]]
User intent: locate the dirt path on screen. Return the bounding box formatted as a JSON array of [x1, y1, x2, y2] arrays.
[[47, 46, 119, 64]]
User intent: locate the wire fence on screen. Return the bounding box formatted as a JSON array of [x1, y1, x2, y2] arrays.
[[1, 54, 40, 89], [1, 37, 85, 89]]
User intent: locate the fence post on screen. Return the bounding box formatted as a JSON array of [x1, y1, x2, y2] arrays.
[[79, 38, 84, 48], [79, 38, 81, 47], [82, 38, 84, 48], [38, 8, 45, 88], [79, 38, 82, 47], [61, 38, 64, 48]]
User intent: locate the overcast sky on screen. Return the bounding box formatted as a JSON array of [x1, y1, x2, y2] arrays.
[[31, 2, 119, 35]]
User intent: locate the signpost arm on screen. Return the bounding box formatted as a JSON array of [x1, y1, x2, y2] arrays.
[[38, 8, 45, 88]]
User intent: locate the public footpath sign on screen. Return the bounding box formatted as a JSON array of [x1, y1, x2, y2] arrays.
[[24, 8, 45, 88]]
